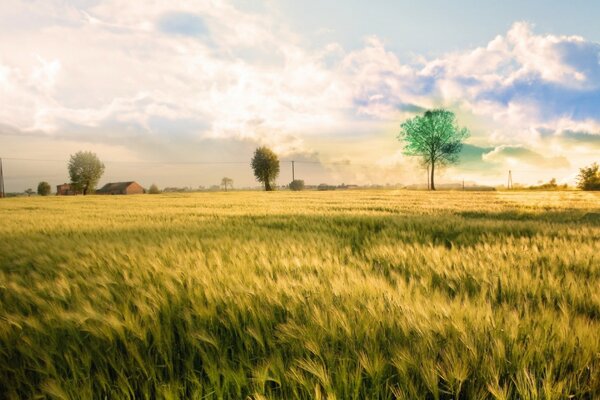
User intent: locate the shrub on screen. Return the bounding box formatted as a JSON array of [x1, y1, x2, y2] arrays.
[[289, 179, 305, 191], [529, 178, 567, 190], [317, 183, 336, 191], [148, 184, 160, 194]]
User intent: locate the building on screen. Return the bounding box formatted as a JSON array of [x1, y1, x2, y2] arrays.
[[96, 181, 144, 195], [56, 183, 78, 195]]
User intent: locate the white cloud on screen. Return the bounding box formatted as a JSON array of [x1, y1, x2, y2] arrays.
[[0, 2, 599, 189], [30, 57, 61, 92], [482, 145, 570, 169]]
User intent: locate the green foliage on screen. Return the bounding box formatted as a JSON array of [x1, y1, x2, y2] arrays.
[[577, 162, 600, 191], [398, 109, 470, 190], [251, 147, 279, 191], [68, 151, 105, 195], [24, 188, 34, 197], [148, 184, 160, 194], [0, 191, 599, 399], [289, 179, 305, 191], [37, 181, 51, 196]]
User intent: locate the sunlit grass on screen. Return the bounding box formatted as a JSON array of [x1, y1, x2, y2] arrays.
[[1, 190, 599, 399]]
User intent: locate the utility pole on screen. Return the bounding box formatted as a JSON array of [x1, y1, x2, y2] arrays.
[[291, 161, 295, 181], [508, 170, 513, 190], [0, 158, 4, 198], [462, 179, 465, 191]]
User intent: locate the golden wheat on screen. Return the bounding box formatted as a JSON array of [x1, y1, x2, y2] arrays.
[[0, 190, 599, 399]]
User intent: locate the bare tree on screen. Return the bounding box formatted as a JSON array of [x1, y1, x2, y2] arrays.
[[221, 177, 233, 192]]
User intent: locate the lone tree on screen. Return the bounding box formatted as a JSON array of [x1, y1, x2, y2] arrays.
[[221, 177, 233, 192], [37, 181, 51, 196], [68, 151, 105, 195], [398, 109, 470, 190], [577, 162, 600, 191], [251, 147, 279, 191], [25, 188, 34, 197]]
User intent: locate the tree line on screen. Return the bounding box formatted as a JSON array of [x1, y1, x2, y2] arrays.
[[22, 109, 600, 195]]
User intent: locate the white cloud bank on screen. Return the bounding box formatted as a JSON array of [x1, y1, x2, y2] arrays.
[[0, 0, 599, 189]]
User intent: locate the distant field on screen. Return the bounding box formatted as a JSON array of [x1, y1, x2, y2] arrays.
[[0, 191, 599, 399]]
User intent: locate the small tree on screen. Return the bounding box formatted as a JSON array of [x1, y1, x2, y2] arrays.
[[68, 151, 105, 195], [577, 162, 600, 191], [37, 181, 51, 196], [289, 179, 305, 191], [148, 184, 160, 194], [251, 147, 279, 191], [25, 188, 34, 197], [221, 177, 233, 192], [398, 109, 470, 190]]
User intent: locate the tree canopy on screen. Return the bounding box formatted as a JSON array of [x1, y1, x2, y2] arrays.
[[37, 181, 51, 196], [251, 147, 279, 191], [398, 109, 469, 190], [68, 151, 105, 195], [577, 162, 600, 191]]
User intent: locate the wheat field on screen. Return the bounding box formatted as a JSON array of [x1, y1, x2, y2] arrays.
[[0, 190, 599, 399]]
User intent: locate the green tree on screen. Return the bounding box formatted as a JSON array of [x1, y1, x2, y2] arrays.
[[68, 151, 105, 195], [24, 188, 34, 197], [251, 147, 279, 191], [148, 184, 160, 194], [398, 109, 470, 190], [221, 177, 233, 192], [577, 162, 600, 191], [37, 181, 51, 196], [289, 179, 305, 191]]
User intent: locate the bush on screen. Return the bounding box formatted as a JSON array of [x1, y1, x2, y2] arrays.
[[529, 178, 567, 190], [289, 179, 305, 191], [148, 184, 160, 194], [37, 181, 51, 196], [317, 183, 336, 191], [577, 163, 600, 191]]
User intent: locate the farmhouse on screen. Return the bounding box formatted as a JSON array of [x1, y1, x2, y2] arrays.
[[96, 181, 144, 195], [56, 183, 78, 195]]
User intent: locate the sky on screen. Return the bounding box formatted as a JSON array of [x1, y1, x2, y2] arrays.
[[1, 0, 599, 191]]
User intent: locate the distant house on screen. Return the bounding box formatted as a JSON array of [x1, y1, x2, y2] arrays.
[[96, 181, 144, 195], [56, 183, 78, 195]]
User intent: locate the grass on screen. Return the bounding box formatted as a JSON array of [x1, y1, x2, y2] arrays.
[[0, 190, 599, 399]]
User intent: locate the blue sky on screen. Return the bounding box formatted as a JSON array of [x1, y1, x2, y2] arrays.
[[265, 0, 600, 55], [0, 0, 599, 190]]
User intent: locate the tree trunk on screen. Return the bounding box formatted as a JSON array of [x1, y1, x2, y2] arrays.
[[265, 180, 272, 191], [83, 185, 88, 195], [430, 161, 436, 191]]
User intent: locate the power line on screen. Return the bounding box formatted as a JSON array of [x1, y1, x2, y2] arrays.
[[1, 157, 566, 175], [1, 157, 373, 168], [1, 157, 249, 165]]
